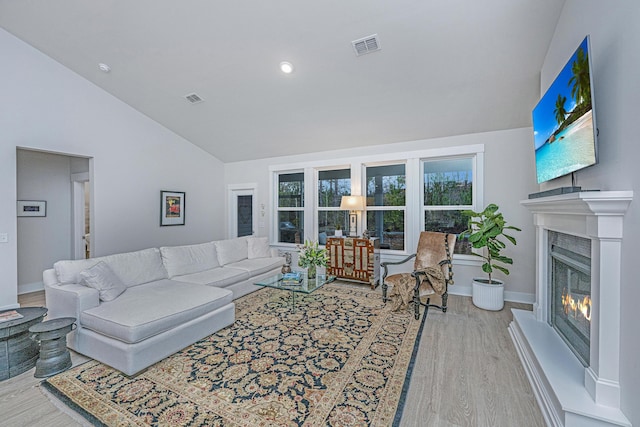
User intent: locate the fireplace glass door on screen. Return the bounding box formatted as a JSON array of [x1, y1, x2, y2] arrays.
[[548, 231, 591, 366]]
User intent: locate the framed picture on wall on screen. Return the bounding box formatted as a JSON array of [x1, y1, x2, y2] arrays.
[[17, 200, 47, 217], [160, 191, 185, 226]]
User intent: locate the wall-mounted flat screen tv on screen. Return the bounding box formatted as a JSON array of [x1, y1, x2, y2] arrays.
[[532, 36, 598, 184]]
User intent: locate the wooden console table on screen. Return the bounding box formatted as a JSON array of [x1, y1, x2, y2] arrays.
[[326, 237, 380, 288]]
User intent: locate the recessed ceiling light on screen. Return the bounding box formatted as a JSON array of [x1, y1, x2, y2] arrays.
[[98, 63, 111, 73], [280, 61, 294, 74]]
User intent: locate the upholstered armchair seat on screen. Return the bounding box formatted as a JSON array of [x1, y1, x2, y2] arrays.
[[381, 232, 456, 319], [384, 272, 437, 297]]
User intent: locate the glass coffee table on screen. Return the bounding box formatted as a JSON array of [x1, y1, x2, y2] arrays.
[[255, 272, 335, 312]]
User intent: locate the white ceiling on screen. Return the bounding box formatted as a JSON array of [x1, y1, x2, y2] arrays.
[[0, 0, 565, 163]]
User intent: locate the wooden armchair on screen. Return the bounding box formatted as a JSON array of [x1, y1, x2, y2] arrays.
[[381, 231, 456, 319]]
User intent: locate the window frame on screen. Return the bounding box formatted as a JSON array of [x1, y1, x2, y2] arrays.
[[274, 170, 305, 245], [316, 167, 352, 241], [421, 154, 479, 256], [363, 161, 408, 252]]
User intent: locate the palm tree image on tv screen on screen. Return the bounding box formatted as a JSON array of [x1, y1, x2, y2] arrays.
[[532, 36, 597, 184]]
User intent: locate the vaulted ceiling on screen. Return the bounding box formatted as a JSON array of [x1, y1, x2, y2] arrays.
[[0, 0, 565, 162]]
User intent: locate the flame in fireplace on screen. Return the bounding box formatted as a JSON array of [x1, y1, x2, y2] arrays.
[[562, 288, 592, 322]]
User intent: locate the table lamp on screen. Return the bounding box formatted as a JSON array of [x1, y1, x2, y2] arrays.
[[340, 195, 366, 237]]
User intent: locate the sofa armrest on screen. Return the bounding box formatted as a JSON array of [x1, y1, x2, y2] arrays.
[[43, 268, 58, 287], [269, 248, 280, 258], [44, 282, 100, 321]]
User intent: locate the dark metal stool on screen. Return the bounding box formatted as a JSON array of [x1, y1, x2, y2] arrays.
[[29, 317, 76, 378]]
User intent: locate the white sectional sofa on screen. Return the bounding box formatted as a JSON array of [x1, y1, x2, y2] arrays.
[[43, 236, 283, 376]]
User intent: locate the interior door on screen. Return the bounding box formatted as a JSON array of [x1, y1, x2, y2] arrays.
[[71, 172, 90, 259], [236, 194, 253, 237], [230, 187, 256, 238]]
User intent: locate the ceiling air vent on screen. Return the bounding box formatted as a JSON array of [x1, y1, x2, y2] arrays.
[[184, 93, 204, 104], [352, 34, 381, 56]]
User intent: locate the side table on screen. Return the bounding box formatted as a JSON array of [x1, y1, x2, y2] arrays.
[[29, 317, 76, 378], [0, 307, 47, 380], [326, 237, 380, 288]]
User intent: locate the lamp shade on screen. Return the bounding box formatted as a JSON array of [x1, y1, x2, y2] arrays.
[[340, 195, 366, 211]]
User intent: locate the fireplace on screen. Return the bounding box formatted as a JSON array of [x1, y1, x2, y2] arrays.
[[510, 191, 632, 427], [549, 231, 591, 367]]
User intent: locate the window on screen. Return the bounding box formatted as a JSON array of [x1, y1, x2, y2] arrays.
[[270, 144, 483, 256], [277, 172, 304, 243], [365, 164, 406, 251], [423, 157, 474, 254], [317, 169, 350, 244]]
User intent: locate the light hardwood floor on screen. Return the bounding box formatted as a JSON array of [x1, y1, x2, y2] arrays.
[[3, 291, 544, 426]]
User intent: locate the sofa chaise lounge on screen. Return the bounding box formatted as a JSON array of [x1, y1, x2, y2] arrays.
[[43, 236, 283, 376]]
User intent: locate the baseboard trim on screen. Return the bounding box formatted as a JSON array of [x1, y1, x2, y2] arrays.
[[449, 286, 534, 305], [504, 291, 535, 304], [448, 285, 472, 297], [19, 281, 44, 295]]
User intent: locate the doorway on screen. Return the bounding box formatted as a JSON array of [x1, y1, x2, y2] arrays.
[[16, 149, 91, 294], [228, 185, 257, 238]]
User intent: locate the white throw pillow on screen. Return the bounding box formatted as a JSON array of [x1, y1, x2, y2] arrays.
[[160, 242, 219, 278], [54, 258, 100, 285], [100, 248, 168, 287], [215, 237, 249, 265], [79, 261, 127, 302], [55, 248, 167, 286], [248, 237, 271, 259]]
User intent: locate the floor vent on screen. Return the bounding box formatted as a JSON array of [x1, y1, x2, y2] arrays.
[[352, 34, 381, 56], [185, 93, 204, 104]]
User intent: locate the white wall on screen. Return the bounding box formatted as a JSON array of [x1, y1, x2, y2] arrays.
[[540, 1, 639, 423], [225, 127, 539, 301], [17, 150, 73, 294], [0, 28, 226, 309]]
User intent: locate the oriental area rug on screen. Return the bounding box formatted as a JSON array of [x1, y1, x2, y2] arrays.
[[42, 283, 427, 426]]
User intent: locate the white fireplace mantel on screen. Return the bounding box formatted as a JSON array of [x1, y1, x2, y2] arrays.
[[510, 191, 632, 427]]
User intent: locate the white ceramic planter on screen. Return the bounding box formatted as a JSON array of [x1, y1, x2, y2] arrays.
[[472, 278, 505, 311]]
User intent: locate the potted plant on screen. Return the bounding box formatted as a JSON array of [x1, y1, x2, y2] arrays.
[[334, 223, 343, 237], [463, 204, 521, 310], [297, 239, 328, 280]]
